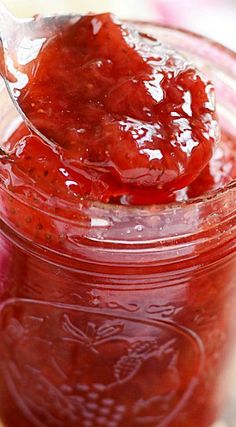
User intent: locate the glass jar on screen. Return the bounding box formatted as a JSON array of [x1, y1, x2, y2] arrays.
[[0, 24, 236, 427]]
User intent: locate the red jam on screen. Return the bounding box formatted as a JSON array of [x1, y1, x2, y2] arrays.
[[0, 13, 236, 427], [0, 123, 235, 211], [8, 13, 218, 205]]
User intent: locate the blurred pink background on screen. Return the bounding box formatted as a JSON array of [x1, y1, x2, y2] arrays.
[[123, 0, 236, 51], [152, 0, 236, 50]]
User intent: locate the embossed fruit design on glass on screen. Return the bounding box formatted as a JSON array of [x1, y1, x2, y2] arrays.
[[0, 16, 236, 427]]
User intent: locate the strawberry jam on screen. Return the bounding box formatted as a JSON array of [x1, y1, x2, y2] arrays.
[[10, 13, 218, 205], [0, 14, 236, 427]]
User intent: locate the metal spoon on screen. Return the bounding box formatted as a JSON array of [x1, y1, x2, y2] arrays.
[[0, 1, 78, 146]]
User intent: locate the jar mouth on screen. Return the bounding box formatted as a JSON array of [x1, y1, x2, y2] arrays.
[[0, 176, 236, 222], [0, 22, 236, 223], [132, 20, 236, 62]]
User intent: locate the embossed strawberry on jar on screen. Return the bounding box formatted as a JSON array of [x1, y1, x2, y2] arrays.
[[0, 299, 202, 427]]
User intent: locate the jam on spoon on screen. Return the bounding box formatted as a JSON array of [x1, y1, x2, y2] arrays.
[[1, 12, 218, 205]]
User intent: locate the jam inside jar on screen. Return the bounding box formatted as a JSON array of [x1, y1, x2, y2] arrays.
[[0, 23, 236, 427]]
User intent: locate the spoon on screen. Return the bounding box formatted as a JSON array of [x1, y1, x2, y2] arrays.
[[0, 1, 77, 147]]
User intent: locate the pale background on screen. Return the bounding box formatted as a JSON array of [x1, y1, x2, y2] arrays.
[[0, 1, 236, 426]]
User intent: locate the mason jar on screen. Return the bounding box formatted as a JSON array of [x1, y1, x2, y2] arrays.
[[0, 24, 236, 427]]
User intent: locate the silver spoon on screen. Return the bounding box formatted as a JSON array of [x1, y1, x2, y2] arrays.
[[0, 1, 78, 147]]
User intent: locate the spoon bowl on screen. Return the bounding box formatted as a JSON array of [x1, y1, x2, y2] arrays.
[[0, 1, 79, 147]]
